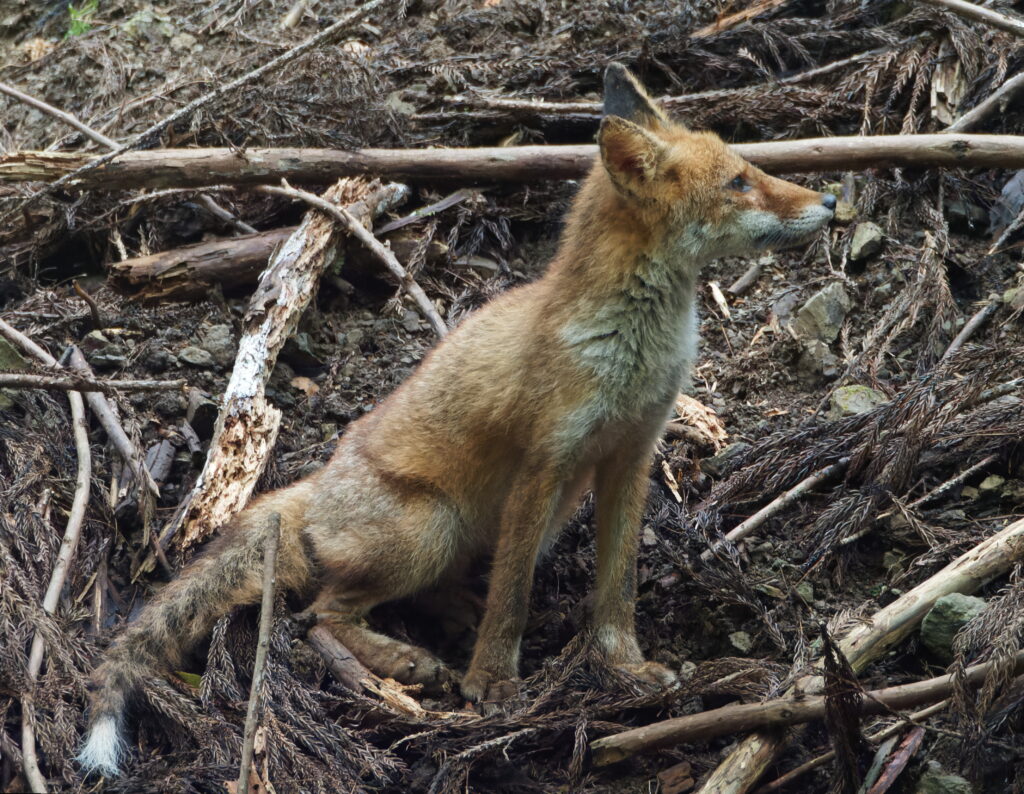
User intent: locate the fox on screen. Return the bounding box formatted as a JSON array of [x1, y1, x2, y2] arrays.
[[78, 63, 835, 776]]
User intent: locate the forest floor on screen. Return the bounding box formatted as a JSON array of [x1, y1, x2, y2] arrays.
[[1, 0, 1024, 792]]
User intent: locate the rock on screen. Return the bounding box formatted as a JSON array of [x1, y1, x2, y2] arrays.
[[702, 441, 750, 478], [87, 335, 128, 370], [945, 199, 988, 236], [850, 221, 883, 261], [960, 485, 979, 501], [729, 631, 753, 653], [402, 309, 422, 333], [0, 337, 27, 371], [169, 32, 197, 52], [920, 593, 987, 662], [828, 385, 888, 419], [833, 200, 857, 224], [282, 332, 322, 367], [200, 324, 235, 367], [142, 347, 175, 373], [795, 581, 814, 604], [186, 391, 219, 438], [0, 337, 28, 410], [1003, 285, 1024, 312], [1001, 479, 1024, 503], [915, 761, 974, 794], [179, 346, 216, 368], [798, 340, 839, 378], [978, 474, 1005, 493], [385, 90, 416, 115], [79, 330, 109, 353], [793, 282, 853, 342]]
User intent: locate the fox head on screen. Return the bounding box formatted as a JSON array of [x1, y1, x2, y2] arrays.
[[598, 63, 835, 262]]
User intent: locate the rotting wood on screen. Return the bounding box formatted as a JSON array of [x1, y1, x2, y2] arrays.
[[591, 650, 1024, 765], [175, 179, 410, 550], [11, 134, 1024, 191], [108, 227, 296, 301], [693, 514, 1024, 793]]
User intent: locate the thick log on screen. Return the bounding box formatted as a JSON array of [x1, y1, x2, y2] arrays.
[[7, 134, 1024, 191], [108, 228, 295, 300], [591, 650, 1024, 765]]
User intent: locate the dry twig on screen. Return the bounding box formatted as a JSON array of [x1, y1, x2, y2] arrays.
[[0, 372, 185, 393], [236, 513, 281, 794], [918, 0, 1024, 39]]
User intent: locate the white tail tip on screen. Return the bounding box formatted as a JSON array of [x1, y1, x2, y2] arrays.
[[77, 716, 126, 777]]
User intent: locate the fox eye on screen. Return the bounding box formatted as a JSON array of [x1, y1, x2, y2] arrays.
[[729, 175, 751, 193]]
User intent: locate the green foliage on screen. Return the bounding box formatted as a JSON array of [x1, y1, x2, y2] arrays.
[[65, 0, 98, 39]]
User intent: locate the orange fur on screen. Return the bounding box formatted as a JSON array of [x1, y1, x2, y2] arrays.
[[79, 64, 834, 776]]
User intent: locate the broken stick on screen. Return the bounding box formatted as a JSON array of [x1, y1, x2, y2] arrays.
[[173, 179, 409, 550]]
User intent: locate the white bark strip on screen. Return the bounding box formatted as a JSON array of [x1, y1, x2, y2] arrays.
[[177, 179, 410, 549]]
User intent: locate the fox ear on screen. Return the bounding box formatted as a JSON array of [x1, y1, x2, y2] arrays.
[[603, 63, 668, 129], [598, 115, 668, 190]]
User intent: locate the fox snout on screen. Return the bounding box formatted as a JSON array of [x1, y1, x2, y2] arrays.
[[736, 183, 835, 252]]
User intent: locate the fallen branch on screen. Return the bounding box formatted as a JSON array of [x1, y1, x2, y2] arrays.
[[174, 179, 409, 550], [255, 183, 447, 337], [236, 513, 281, 794], [754, 700, 949, 793], [919, 0, 1024, 39], [945, 71, 1024, 132], [0, 371, 185, 393], [0, 0, 389, 223], [107, 227, 295, 301], [864, 726, 925, 794], [700, 458, 849, 563], [11, 134, 1024, 191], [695, 514, 1024, 793], [0, 328, 93, 792], [591, 651, 1024, 764]]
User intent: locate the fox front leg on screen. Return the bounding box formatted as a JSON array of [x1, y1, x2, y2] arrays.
[[593, 450, 677, 687], [461, 466, 563, 702]]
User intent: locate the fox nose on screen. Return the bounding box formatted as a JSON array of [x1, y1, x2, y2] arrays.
[[821, 193, 837, 211]]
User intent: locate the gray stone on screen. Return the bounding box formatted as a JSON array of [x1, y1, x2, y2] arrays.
[[200, 324, 235, 367], [79, 330, 109, 353], [915, 761, 974, 794], [702, 441, 751, 478], [798, 340, 839, 378], [978, 474, 1005, 493], [179, 346, 216, 368], [828, 385, 888, 419], [945, 199, 988, 236], [0, 337, 28, 371], [850, 221, 883, 261], [921, 593, 987, 662], [402, 309, 422, 333], [729, 631, 753, 653], [169, 32, 197, 51], [793, 282, 853, 342], [0, 337, 29, 409]]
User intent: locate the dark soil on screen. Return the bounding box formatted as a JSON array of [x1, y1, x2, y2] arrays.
[[2, 1, 1024, 792]]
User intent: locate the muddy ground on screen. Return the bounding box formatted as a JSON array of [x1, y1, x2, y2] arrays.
[[1, 0, 1024, 792]]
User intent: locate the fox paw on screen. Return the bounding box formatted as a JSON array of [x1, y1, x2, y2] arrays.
[[376, 646, 455, 693], [460, 668, 520, 705], [615, 660, 678, 689]]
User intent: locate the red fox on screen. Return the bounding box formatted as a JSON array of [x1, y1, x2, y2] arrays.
[[78, 64, 834, 776]]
